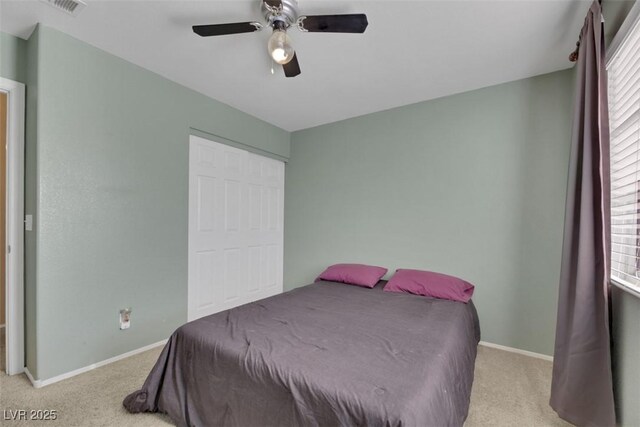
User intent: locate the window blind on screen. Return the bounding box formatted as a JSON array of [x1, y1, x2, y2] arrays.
[[609, 16, 640, 290]]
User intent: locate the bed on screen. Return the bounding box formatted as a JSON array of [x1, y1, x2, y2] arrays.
[[124, 280, 480, 426]]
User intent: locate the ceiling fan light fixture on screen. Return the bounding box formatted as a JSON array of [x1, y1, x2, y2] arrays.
[[268, 29, 295, 64]]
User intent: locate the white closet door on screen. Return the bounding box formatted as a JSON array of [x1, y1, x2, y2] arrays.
[[188, 135, 284, 321]]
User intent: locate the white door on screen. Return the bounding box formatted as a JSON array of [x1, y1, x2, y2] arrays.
[[188, 135, 284, 321]]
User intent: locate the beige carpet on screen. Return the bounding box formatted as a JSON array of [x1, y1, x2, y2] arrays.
[[465, 346, 571, 426], [0, 343, 572, 426]]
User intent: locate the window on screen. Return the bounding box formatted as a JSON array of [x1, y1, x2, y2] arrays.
[[608, 8, 640, 294]]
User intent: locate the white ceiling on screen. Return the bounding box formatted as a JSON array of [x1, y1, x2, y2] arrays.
[[0, 0, 589, 131]]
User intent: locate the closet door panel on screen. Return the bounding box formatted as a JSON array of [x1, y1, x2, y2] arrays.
[[188, 136, 283, 321]]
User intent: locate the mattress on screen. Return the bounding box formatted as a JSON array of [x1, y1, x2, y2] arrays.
[[124, 280, 481, 426]]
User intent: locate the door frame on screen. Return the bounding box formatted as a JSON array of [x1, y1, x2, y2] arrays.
[[1, 77, 25, 375]]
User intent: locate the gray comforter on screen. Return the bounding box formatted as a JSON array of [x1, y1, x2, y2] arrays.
[[124, 281, 480, 427]]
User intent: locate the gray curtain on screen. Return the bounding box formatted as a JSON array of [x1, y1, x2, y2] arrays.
[[550, 2, 615, 426]]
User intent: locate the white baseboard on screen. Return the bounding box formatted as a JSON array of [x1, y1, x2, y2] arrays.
[[479, 341, 553, 362], [24, 366, 37, 385], [24, 339, 168, 388]]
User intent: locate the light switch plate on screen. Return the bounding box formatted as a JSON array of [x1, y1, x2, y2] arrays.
[[24, 215, 33, 231]]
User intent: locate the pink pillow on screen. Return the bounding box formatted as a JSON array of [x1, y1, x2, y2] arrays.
[[383, 269, 474, 303], [316, 264, 388, 288]]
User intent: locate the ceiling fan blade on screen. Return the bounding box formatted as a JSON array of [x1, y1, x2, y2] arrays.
[[298, 14, 368, 33], [193, 22, 262, 37], [283, 53, 301, 78], [263, 0, 282, 8]]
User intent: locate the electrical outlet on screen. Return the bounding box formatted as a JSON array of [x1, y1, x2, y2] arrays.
[[119, 308, 131, 330]]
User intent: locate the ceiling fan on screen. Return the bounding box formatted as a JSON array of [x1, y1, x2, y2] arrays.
[[192, 0, 369, 78]]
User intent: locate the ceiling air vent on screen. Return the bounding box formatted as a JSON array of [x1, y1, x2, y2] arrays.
[[40, 0, 86, 16]]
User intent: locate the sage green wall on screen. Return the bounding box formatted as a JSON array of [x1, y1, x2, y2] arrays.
[[604, 0, 637, 45], [612, 288, 640, 426], [603, 1, 640, 425], [24, 27, 39, 378], [31, 26, 289, 380], [0, 31, 27, 84], [285, 69, 573, 356]]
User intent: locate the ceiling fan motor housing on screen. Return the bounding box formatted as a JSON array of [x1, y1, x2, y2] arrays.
[[262, 0, 299, 28]]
